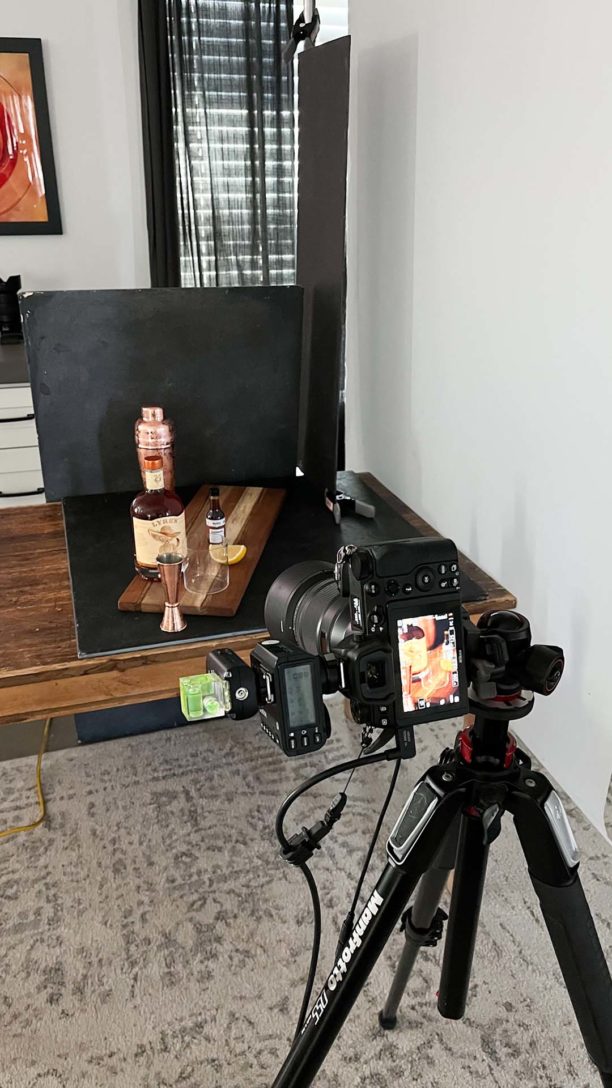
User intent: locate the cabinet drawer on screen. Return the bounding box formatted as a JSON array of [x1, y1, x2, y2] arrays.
[[0, 468, 44, 499], [0, 384, 34, 410], [0, 492, 45, 509], [0, 446, 42, 474], [0, 405, 35, 422], [0, 417, 38, 449]]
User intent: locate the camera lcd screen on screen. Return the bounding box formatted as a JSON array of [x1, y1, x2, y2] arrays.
[[395, 611, 463, 715], [284, 663, 317, 728]]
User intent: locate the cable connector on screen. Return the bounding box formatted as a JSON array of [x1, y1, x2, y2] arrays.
[[281, 791, 347, 866]]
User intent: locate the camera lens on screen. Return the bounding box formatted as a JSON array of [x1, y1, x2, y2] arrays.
[[264, 561, 352, 657]]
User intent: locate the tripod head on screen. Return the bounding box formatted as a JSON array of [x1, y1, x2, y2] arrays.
[[464, 610, 564, 721]]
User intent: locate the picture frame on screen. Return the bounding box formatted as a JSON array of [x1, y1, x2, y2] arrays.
[[0, 37, 62, 235]]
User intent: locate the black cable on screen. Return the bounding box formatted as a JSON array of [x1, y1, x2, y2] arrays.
[[275, 744, 401, 1037], [275, 746, 401, 852], [332, 757, 402, 960], [341, 748, 363, 794], [293, 861, 321, 1041], [349, 757, 402, 917]]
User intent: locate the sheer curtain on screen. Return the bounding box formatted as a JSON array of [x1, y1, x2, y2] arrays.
[[167, 0, 295, 287]]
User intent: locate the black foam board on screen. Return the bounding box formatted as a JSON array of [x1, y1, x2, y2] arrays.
[[22, 286, 303, 501], [296, 37, 351, 492]]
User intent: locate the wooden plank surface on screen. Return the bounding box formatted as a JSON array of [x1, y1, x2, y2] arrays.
[[118, 484, 285, 617], [0, 475, 517, 725], [0, 502, 77, 672]]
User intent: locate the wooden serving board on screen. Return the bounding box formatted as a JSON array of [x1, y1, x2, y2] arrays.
[[118, 484, 285, 617]]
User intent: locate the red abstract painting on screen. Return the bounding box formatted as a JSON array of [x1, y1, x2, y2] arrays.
[[0, 40, 61, 234]]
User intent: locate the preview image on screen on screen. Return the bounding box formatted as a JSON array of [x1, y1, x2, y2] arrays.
[[396, 612, 461, 714]]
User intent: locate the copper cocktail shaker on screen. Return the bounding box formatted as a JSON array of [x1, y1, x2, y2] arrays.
[[135, 406, 175, 490]]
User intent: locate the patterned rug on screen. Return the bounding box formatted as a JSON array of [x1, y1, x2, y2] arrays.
[[0, 697, 610, 1088]]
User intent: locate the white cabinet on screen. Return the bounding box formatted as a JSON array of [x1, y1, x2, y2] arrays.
[[0, 382, 44, 507]]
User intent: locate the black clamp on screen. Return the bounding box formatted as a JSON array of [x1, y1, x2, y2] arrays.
[[281, 791, 347, 865], [325, 489, 377, 525], [283, 8, 321, 63]]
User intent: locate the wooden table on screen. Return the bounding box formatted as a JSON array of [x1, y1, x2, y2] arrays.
[[0, 474, 516, 726]]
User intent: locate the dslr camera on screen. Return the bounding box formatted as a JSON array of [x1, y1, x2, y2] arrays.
[[208, 537, 472, 758]]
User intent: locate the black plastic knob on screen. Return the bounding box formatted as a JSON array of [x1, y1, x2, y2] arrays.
[[350, 548, 373, 580], [415, 567, 435, 592], [521, 644, 564, 695]]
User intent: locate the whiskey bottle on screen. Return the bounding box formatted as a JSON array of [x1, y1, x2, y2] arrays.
[[206, 486, 226, 544], [131, 455, 187, 580]]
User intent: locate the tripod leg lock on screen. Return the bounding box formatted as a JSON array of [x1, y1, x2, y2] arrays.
[[400, 904, 448, 948]]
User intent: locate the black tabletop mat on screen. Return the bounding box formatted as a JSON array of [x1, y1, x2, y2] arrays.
[[62, 471, 485, 658]]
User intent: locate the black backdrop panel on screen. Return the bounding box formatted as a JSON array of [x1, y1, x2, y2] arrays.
[[22, 287, 303, 501], [297, 37, 351, 493]]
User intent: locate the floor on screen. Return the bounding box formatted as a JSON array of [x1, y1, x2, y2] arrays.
[[0, 698, 610, 1088]]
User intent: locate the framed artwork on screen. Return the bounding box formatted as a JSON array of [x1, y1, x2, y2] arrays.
[[0, 38, 61, 235]]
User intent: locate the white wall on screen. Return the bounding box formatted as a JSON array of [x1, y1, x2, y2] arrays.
[[1, 0, 149, 290], [315, 1, 349, 44], [346, 0, 612, 836]]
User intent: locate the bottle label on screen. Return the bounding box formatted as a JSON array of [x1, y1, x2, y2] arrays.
[[206, 513, 226, 546], [133, 511, 187, 567], [145, 468, 164, 490]]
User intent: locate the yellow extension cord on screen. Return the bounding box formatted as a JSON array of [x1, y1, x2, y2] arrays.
[[0, 717, 51, 841]]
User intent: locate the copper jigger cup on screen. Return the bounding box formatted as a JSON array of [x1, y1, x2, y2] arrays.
[[157, 552, 187, 633]]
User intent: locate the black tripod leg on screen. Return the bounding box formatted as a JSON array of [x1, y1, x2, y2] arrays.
[[379, 815, 460, 1029], [438, 810, 490, 1019], [511, 775, 612, 1085], [271, 777, 465, 1088]]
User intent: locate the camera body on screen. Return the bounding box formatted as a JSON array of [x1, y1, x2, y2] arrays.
[[208, 538, 471, 757], [335, 539, 469, 728]]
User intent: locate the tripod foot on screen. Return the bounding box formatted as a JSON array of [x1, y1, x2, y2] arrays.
[[378, 1009, 397, 1030]]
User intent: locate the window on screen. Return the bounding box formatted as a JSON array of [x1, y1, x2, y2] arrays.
[[167, 1, 295, 287]]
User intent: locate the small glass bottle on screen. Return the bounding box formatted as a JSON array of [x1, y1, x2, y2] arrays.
[[131, 455, 187, 580], [206, 486, 226, 545], [440, 630, 455, 673]]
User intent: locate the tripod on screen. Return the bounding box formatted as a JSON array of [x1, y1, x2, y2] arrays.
[[272, 697, 612, 1087]]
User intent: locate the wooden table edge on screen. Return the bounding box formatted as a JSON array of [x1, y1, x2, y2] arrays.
[[0, 632, 261, 725], [0, 477, 517, 724]]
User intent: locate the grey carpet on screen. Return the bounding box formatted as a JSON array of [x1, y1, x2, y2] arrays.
[[0, 696, 610, 1088]]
